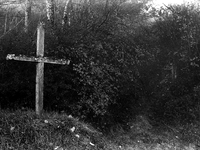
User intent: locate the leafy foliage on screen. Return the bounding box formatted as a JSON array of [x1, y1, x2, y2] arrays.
[[0, 0, 200, 131]]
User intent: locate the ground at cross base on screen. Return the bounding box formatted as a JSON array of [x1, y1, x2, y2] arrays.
[[0, 110, 199, 150]]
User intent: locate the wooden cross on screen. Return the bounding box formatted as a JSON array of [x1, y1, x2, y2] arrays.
[[6, 23, 70, 116]]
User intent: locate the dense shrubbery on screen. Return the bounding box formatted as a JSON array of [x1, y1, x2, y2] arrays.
[[1, 1, 200, 131]]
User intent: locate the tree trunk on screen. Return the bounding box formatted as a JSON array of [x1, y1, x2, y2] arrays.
[[104, 0, 110, 12], [25, 0, 32, 33], [88, 0, 95, 14], [4, 13, 8, 34], [46, 0, 55, 27], [83, 0, 93, 19], [171, 63, 177, 80], [62, 0, 72, 27]]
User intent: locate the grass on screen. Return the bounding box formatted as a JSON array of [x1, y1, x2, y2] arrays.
[[0, 109, 199, 150]]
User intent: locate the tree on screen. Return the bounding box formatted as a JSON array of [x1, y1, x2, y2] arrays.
[[138, 3, 200, 124], [25, 0, 32, 33], [46, 0, 55, 27]]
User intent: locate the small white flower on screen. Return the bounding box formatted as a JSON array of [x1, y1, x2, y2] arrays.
[[75, 134, 80, 138], [44, 120, 48, 123], [70, 127, 75, 132]]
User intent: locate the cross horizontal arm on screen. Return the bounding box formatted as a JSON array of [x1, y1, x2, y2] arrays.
[[6, 54, 70, 65]]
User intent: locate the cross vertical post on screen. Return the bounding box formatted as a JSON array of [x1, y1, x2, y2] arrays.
[[36, 23, 45, 116]]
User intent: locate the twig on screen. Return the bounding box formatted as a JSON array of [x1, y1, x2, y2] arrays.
[[0, 18, 24, 40]]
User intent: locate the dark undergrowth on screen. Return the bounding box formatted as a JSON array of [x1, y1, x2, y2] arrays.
[[0, 109, 200, 150]]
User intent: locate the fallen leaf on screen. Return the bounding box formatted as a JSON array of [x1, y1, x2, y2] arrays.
[[10, 126, 15, 131], [75, 134, 80, 138], [89, 142, 95, 146]]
